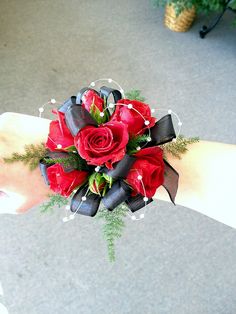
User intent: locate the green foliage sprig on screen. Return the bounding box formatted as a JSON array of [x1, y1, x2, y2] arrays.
[[44, 153, 89, 171], [161, 135, 199, 160], [127, 134, 150, 155], [125, 90, 146, 102], [40, 194, 69, 213], [96, 205, 128, 262], [3, 143, 47, 170]]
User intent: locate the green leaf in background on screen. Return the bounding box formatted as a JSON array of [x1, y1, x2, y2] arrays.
[[125, 89, 146, 102]]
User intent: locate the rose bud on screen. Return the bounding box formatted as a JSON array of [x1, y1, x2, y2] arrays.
[[126, 147, 164, 198], [74, 121, 129, 169], [110, 99, 156, 136], [88, 173, 106, 195], [45, 110, 74, 151], [81, 90, 108, 123], [46, 163, 88, 197]]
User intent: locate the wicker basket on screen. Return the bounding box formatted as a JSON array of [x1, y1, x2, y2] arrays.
[[164, 4, 196, 32]]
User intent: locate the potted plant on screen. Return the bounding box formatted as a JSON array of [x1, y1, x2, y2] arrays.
[[153, 0, 227, 32]]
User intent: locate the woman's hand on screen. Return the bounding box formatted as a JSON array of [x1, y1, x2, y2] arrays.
[[0, 112, 52, 214]]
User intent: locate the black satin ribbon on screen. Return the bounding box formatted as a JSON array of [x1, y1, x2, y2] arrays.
[[76, 87, 100, 105], [58, 96, 76, 113], [65, 104, 97, 136], [39, 158, 51, 185], [100, 155, 136, 179], [102, 180, 131, 211], [162, 160, 179, 205], [126, 194, 153, 212], [71, 185, 101, 217], [99, 86, 122, 104], [150, 114, 176, 145]]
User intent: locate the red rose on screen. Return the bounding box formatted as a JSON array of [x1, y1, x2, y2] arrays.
[[110, 99, 156, 136], [126, 147, 164, 198], [81, 90, 104, 113], [47, 163, 88, 197], [74, 121, 129, 169], [46, 110, 74, 151]]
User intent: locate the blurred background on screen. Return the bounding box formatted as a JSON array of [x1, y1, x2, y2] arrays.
[[0, 0, 236, 313]]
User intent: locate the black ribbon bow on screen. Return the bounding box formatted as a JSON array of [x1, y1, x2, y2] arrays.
[[40, 86, 179, 217]]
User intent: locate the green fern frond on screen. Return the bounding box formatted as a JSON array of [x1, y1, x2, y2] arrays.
[[40, 194, 69, 213], [96, 204, 128, 262], [126, 134, 150, 155], [3, 143, 47, 170], [161, 135, 199, 160], [125, 90, 146, 102], [43, 152, 89, 171]]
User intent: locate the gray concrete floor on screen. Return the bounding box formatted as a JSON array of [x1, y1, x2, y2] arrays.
[[1, 1, 236, 313]]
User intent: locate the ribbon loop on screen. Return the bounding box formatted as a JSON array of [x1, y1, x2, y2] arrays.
[[150, 114, 176, 145], [162, 160, 179, 204], [99, 86, 122, 104], [126, 194, 153, 212], [71, 185, 101, 217], [102, 180, 131, 211], [76, 87, 100, 105], [65, 104, 97, 136], [100, 155, 136, 179], [58, 96, 76, 113]]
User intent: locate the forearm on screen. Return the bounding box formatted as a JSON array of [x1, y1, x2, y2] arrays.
[[155, 141, 236, 228]]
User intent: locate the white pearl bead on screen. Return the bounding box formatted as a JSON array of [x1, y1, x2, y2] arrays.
[[136, 146, 141, 151], [51, 99, 56, 104], [151, 108, 155, 113], [38, 107, 44, 113], [139, 213, 145, 219], [82, 196, 87, 201], [109, 103, 114, 108], [147, 137, 152, 142], [178, 121, 182, 126], [65, 205, 70, 210], [131, 215, 136, 220], [168, 109, 172, 114], [143, 197, 148, 202], [57, 144, 62, 149], [137, 175, 142, 180], [90, 82, 95, 87], [95, 166, 100, 172], [144, 120, 150, 126], [100, 112, 104, 117], [108, 78, 113, 83], [128, 104, 133, 109]]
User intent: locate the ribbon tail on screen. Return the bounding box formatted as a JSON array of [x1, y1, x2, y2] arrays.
[[162, 160, 179, 205]]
